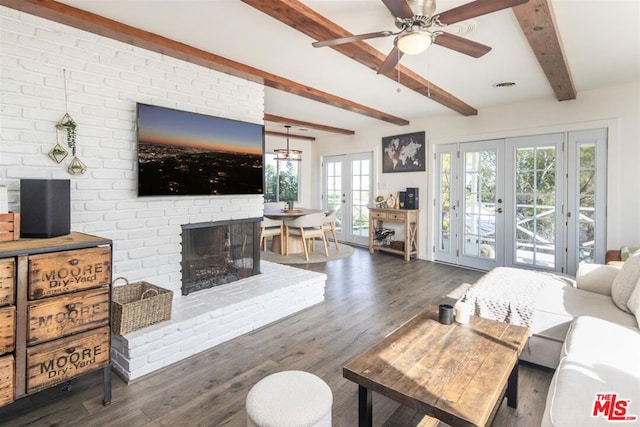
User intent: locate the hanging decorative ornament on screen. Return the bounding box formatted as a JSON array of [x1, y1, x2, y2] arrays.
[[55, 69, 87, 175], [48, 132, 68, 164], [67, 156, 87, 175], [55, 112, 78, 156]]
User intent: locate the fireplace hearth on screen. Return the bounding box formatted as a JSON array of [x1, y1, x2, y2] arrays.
[[181, 218, 261, 296]]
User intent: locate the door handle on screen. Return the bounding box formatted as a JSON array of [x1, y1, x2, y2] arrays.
[[496, 208, 503, 213]]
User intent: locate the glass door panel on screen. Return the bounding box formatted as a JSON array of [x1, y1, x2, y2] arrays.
[[434, 144, 458, 264], [567, 128, 607, 275], [325, 159, 343, 240], [323, 152, 373, 246], [459, 140, 503, 270], [577, 146, 597, 262], [351, 158, 371, 239], [513, 145, 558, 268], [505, 134, 563, 271]]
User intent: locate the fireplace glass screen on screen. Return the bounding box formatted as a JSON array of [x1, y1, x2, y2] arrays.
[[181, 218, 261, 296]]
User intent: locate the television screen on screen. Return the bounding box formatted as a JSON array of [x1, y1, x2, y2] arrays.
[[136, 103, 264, 196]]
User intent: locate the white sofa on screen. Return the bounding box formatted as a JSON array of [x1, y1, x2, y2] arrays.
[[463, 253, 640, 426]]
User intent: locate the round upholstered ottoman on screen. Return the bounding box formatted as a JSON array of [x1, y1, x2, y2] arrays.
[[246, 370, 333, 427]]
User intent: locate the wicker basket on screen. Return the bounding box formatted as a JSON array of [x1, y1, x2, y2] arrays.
[[111, 277, 173, 335]]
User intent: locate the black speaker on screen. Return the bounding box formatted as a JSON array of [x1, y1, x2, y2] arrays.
[[20, 179, 70, 238], [406, 187, 419, 209]]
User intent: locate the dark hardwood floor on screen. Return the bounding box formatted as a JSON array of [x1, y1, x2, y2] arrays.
[[0, 247, 553, 426]]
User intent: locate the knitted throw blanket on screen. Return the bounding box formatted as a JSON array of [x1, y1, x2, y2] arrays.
[[461, 267, 574, 330]]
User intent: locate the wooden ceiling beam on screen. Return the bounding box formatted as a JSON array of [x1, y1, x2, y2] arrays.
[[512, 0, 576, 101], [241, 0, 479, 116], [265, 130, 316, 141], [264, 114, 355, 135], [0, 0, 409, 126]]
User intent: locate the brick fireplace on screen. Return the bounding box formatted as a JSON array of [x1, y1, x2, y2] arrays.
[[111, 261, 327, 382], [0, 10, 328, 384]]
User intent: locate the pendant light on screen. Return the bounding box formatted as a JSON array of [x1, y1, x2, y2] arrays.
[[274, 125, 302, 162]]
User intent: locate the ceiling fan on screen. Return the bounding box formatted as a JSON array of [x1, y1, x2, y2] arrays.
[[312, 0, 529, 74]]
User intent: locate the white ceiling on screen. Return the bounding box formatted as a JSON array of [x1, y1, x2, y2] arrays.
[[59, 0, 640, 139]]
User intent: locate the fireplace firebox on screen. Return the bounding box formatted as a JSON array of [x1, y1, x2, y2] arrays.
[[181, 218, 261, 296]]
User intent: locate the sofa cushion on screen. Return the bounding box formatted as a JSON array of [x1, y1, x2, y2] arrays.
[[533, 284, 637, 342], [611, 252, 640, 313], [562, 316, 640, 362], [543, 357, 640, 426], [575, 263, 621, 296], [542, 317, 640, 427]]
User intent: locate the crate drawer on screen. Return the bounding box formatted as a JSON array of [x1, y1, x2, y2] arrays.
[[27, 288, 110, 345], [26, 326, 110, 394], [28, 246, 111, 299], [370, 211, 388, 219], [0, 306, 15, 355], [388, 212, 406, 221], [0, 259, 14, 306], [0, 354, 14, 407]]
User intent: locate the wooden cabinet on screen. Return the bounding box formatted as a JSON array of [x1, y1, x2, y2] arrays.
[[0, 232, 112, 408], [369, 207, 419, 261]]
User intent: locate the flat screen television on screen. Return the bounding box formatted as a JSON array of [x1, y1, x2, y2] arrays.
[[136, 103, 264, 196]]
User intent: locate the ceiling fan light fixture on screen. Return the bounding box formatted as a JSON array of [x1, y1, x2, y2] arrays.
[[274, 125, 302, 162], [395, 30, 433, 55]]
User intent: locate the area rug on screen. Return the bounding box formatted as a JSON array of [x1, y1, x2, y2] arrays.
[[261, 241, 354, 264]]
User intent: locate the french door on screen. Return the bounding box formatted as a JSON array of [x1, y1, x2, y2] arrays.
[[434, 129, 606, 274], [460, 140, 506, 270], [323, 152, 373, 247], [505, 134, 565, 271], [434, 140, 505, 271]]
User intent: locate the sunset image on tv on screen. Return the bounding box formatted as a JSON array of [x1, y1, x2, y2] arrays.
[[137, 103, 264, 196]]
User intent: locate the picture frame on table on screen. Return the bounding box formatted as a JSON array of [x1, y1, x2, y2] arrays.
[[382, 131, 426, 173]]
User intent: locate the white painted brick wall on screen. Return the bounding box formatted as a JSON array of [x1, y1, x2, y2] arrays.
[[0, 7, 265, 296]]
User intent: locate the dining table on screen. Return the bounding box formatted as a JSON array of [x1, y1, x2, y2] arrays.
[[263, 208, 324, 255]]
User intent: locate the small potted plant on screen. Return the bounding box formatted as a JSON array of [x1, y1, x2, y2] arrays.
[[48, 142, 69, 163], [55, 112, 78, 155]]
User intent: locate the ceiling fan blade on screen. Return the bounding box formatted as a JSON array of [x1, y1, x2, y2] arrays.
[[377, 46, 404, 74], [437, 0, 529, 25], [313, 31, 393, 48], [381, 0, 414, 18], [434, 33, 492, 58]]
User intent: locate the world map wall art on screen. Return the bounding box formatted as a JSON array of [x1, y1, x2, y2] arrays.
[[382, 131, 426, 173]]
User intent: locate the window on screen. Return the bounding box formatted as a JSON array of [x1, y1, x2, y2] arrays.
[[264, 153, 300, 202]]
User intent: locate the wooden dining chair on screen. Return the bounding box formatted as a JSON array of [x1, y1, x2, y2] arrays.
[[260, 217, 284, 254], [322, 210, 339, 251], [285, 212, 329, 261]]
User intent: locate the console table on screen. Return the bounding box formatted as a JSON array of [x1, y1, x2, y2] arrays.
[[368, 207, 419, 261]]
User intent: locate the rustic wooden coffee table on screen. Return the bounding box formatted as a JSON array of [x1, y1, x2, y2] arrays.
[[343, 306, 529, 427]]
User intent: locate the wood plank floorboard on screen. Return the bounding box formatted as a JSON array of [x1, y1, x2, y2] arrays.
[[0, 247, 554, 426]]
